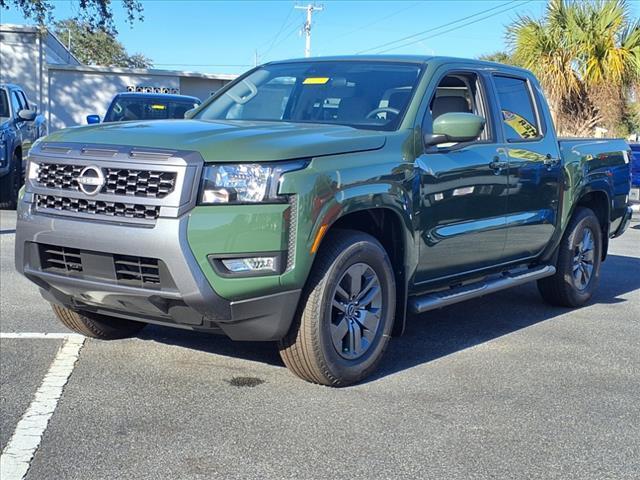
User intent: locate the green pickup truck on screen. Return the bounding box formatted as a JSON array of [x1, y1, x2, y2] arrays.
[[15, 56, 633, 386]]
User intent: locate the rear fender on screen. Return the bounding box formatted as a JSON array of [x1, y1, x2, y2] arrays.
[[541, 183, 611, 263]]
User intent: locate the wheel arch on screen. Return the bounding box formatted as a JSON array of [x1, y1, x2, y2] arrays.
[[318, 205, 414, 337], [13, 143, 23, 161], [574, 188, 610, 260]]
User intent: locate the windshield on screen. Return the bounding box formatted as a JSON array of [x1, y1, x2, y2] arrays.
[[104, 97, 200, 122], [195, 61, 423, 131], [0, 89, 9, 117]]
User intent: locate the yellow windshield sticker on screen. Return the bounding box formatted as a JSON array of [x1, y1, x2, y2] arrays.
[[151, 104, 167, 110], [303, 77, 330, 85], [502, 110, 538, 139]]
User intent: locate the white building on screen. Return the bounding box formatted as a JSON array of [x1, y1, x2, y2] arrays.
[[0, 24, 236, 131]]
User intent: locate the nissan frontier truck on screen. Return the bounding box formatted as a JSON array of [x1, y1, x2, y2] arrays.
[[15, 57, 633, 386]]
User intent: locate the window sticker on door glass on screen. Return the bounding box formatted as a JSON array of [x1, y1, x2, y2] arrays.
[[502, 110, 538, 139]]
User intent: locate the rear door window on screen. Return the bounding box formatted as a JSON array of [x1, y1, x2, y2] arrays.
[[493, 75, 540, 141]]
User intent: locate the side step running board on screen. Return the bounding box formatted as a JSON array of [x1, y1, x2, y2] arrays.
[[410, 265, 556, 314]]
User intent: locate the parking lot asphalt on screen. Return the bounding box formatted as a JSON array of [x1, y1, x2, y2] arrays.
[[1, 209, 639, 479]]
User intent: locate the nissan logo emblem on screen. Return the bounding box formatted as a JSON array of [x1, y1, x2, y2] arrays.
[[77, 166, 105, 196]]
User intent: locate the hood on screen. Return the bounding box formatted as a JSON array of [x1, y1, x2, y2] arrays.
[[42, 119, 387, 162]]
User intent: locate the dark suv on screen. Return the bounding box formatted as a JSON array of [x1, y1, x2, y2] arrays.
[[1, 84, 46, 208]]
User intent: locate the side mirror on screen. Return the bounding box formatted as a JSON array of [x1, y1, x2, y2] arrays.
[[17, 109, 37, 122], [184, 108, 197, 119], [86, 114, 101, 124], [425, 112, 486, 146]]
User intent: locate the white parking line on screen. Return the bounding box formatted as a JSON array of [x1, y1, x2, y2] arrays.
[[0, 335, 85, 480], [0, 332, 84, 340]]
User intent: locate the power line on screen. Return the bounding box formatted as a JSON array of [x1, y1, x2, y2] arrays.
[[263, 16, 305, 61], [331, 1, 421, 42], [375, 0, 530, 54], [260, 5, 296, 60], [356, 0, 521, 55]]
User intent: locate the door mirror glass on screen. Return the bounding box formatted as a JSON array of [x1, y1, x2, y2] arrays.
[[426, 112, 486, 146], [17, 109, 37, 122], [86, 114, 101, 124]]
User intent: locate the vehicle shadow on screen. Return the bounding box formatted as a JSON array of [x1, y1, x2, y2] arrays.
[[139, 254, 640, 381]]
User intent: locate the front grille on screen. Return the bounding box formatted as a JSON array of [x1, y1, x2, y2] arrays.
[[36, 163, 177, 199], [114, 255, 161, 287], [103, 168, 176, 198], [36, 243, 170, 289], [35, 194, 160, 220], [40, 244, 83, 273], [37, 163, 83, 190]]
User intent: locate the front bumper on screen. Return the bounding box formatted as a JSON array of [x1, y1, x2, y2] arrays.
[[15, 204, 300, 341]]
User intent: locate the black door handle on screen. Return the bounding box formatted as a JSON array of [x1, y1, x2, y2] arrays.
[[544, 154, 560, 167], [489, 157, 508, 171]]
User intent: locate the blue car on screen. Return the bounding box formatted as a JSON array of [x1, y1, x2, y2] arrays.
[[1, 83, 46, 208], [630, 143, 640, 210], [87, 93, 201, 124]]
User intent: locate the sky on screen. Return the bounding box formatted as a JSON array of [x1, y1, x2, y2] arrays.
[[2, 0, 639, 75]]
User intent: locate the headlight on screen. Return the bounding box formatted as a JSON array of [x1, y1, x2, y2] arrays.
[[198, 161, 305, 204]]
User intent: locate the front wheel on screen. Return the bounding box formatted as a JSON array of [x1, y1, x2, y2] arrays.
[[538, 207, 602, 307], [279, 230, 396, 386]]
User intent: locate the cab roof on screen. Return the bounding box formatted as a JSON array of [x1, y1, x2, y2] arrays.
[[266, 55, 532, 76]]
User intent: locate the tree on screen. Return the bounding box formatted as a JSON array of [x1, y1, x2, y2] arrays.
[[478, 51, 517, 65], [571, 0, 640, 135], [0, 0, 143, 35], [505, 0, 640, 136], [54, 19, 152, 68]]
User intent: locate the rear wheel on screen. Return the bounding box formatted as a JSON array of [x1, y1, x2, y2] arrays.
[[0, 151, 22, 209], [538, 207, 602, 307], [278, 230, 396, 386], [51, 304, 146, 339]]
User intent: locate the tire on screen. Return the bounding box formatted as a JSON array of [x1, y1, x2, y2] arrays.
[[0, 151, 22, 210], [51, 304, 146, 339], [537, 207, 602, 307], [278, 230, 396, 386]]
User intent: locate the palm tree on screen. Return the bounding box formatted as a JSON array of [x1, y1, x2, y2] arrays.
[[507, 0, 640, 136]]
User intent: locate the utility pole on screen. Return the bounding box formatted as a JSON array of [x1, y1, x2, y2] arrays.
[[294, 3, 323, 58]]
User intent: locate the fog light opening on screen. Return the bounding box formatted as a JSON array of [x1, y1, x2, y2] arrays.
[[221, 256, 277, 274]]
